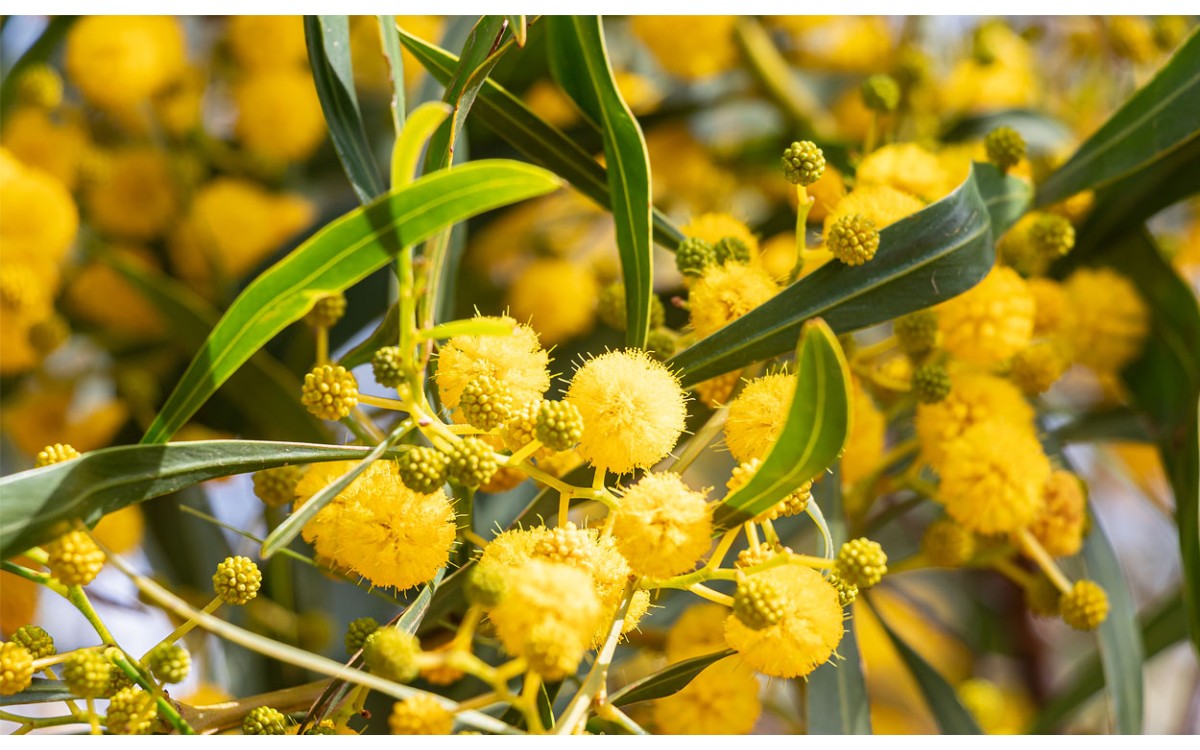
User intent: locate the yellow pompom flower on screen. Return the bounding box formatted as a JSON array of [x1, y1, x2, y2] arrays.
[[938, 421, 1050, 535], [85, 147, 180, 241], [1028, 277, 1069, 338], [1062, 267, 1148, 373], [724, 372, 793, 464], [681, 213, 760, 258], [1010, 341, 1069, 395], [2, 108, 89, 190], [958, 678, 1033, 734], [565, 349, 687, 474], [234, 69, 327, 162], [65, 16, 185, 111], [295, 460, 456, 591], [936, 266, 1034, 365], [855, 143, 952, 203], [0, 148, 78, 279], [388, 694, 453, 735], [723, 565, 844, 678], [506, 258, 599, 345], [666, 603, 730, 662], [652, 659, 761, 735], [227, 16, 309, 71], [915, 372, 1033, 473], [1027, 470, 1086, 558], [436, 317, 551, 412], [823, 184, 924, 240], [688, 262, 779, 338], [65, 246, 165, 336], [630, 16, 738, 80], [787, 16, 894, 74], [611, 472, 713, 579]]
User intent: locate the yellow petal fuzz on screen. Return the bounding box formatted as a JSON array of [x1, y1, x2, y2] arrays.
[[724, 372, 794, 464], [915, 371, 1034, 473], [938, 421, 1050, 535], [688, 262, 779, 339], [611, 473, 713, 579], [436, 317, 551, 412]]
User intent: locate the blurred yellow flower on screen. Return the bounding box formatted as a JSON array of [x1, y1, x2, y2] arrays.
[[65, 16, 186, 111], [631, 16, 738, 80], [84, 147, 181, 241], [227, 16, 309, 71], [1, 108, 89, 190], [505, 258, 599, 346], [824, 184, 924, 240], [234, 69, 327, 162], [856, 143, 951, 203], [65, 246, 165, 336], [0, 148, 78, 280], [2, 384, 129, 457]]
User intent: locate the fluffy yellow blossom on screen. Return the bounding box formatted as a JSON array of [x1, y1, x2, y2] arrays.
[[936, 266, 1035, 365], [1028, 277, 1069, 338], [295, 460, 456, 590], [0, 263, 55, 374], [1010, 341, 1069, 395], [856, 143, 952, 203], [1028, 470, 1087, 558], [0, 149, 77, 281], [389, 694, 453, 735], [1, 108, 88, 190], [234, 69, 326, 162], [653, 659, 760, 734], [631, 16, 738, 80], [65, 16, 185, 111], [612, 473, 713, 579], [724, 565, 844, 678], [84, 147, 180, 241], [788, 16, 894, 73], [565, 349, 687, 474], [666, 603, 729, 662], [646, 126, 737, 214], [436, 317, 551, 411], [506, 258, 599, 345], [938, 421, 1050, 534], [724, 372, 793, 463], [65, 247, 164, 336], [227, 16, 308, 71], [942, 61, 1037, 114], [1063, 267, 1148, 373], [843, 376, 887, 489], [688, 262, 778, 338], [681, 213, 760, 259], [915, 372, 1034, 472], [824, 184, 924, 240]]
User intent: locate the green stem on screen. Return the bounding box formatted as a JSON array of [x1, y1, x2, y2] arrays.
[[110, 651, 195, 735], [789, 184, 813, 283], [66, 586, 116, 647]]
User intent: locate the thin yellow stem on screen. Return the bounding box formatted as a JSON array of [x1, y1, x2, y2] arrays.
[[688, 583, 734, 607], [707, 528, 741, 570], [790, 184, 813, 283], [316, 327, 329, 365], [150, 597, 223, 654], [86, 698, 100, 735], [356, 393, 409, 411], [558, 491, 571, 526], [507, 439, 543, 467], [1016, 529, 1073, 593]]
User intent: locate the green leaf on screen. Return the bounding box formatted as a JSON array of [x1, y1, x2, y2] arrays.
[[547, 16, 654, 348], [940, 108, 1072, 152], [805, 468, 871, 734], [0, 441, 377, 558], [377, 15, 406, 135], [609, 649, 736, 707], [669, 164, 1026, 385], [506, 15, 527, 46], [1036, 29, 1200, 207], [305, 15, 386, 202], [107, 254, 326, 444], [713, 319, 851, 529], [872, 601, 982, 734], [0, 678, 76, 706], [395, 28, 686, 250], [140, 161, 561, 445], [391, 102, 453, 187], [1048, 408, 1152, 444]]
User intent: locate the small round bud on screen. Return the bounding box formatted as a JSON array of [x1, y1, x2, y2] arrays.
[[445, 437, 498, 489], [304, 721, 339, 735], [213, 556, 262, 605], [252, 464, 304, 508], [304, 292, 347, 329], [371, 346, 405, 389], [397, 446, 450, 495], [912, 363, 951, 404], [29, 314, 70, 353], [15, 64, 63, 109], [0, 642, 35, 696], [827, 214, 880, 266], [644, 328, 677, 361], [1029, 213, 1075, 260], [35, 442, 81, 468], [1061, 579, 1109, 631], [781, 140, 826, 186], [363, 628, 420, 683], [733, 573, 787, 630], [105, 686, 157, 735], [921, 519, 976, 567], [104, 656, 134, 698], [46, 529, 105, 587], [861, 74, 900, 113], [458, 375, 514, 431], [389, 694, 453, 735], [836, 538, 888, 589], [12, 625, 55, 660], [302, 364, 359, 421], [827, 569, 859, 608], [464, 565, 508, 608], [62, 650, 112, 699], [242, 706, 287, 735], [714, 236, 752, 265], [535, 400, 584, 452], [501, 399, 541, 454], [675, 237, 716, 277], [1024, 572, 1062, 618], [735, 541, 791, 569], [984, 126, 1026, 172], [894, 310, 938, 357], [344, 617, 380, 655], [146, 643, 190, 684]]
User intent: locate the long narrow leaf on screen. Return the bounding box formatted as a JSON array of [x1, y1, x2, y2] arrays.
[[377, 14, 406, 135], [610, 650, 736, 707]]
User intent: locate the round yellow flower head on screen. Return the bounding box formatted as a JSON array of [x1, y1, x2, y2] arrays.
[[213, 556, 262, 605], [2, 108, 88, 190], [824, 184, 924, 238], [1, 148, 79, 276], [85, 147, 180, 241], [234, 69, 327, 163], [681, 213, 760, 258], [488, 559, 602, 679], [1063, 267, 1148, 373], [1028, 277, 1069, 338], [296, 460, 455, 591], [612, 472, 713, 579], [389, 694, 453, 735], [724, 372, 793, 463], [921, 518, 976, 567], [688, 262, 779, 338], [227, 16, 309, 71], [1010, 341, 1069, 395], [855, 142, 951, 203], [936, 266, 1034, 365], [938, 420, 1050, 535], [65, 16, 185, 111], [35, 442, 80, 468], [506, 258, 599, 345], [106, 686, 157, 735], [652, 659, 761, 735], [565, 349, 687, 474], [723, 565, 844, 678], [1028, 469, 1087, 558], [436, 317, 550, 412], [1061, 579, 1109, 631], [842, 376, 886, 489], [915, 371, 1034, 472], [46, 529, 105, 587], [301, 364, 359, 421], [630, 16, 738, 80], [666, 603, 729, 662], [0, 642, 34, 696], [826, 214, 881, 267], [959, 678, 1031, 735]]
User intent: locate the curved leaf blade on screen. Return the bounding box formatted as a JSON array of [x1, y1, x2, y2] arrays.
[[670, 164, 1024, 386], [610, 649, 735, 707], [1036, 28, 1200, 207], [140, 161, 561, 445], [547, 16, 653, 348], [713, 319, 851, 529], [0, 441, 376, 557], [377, 15, 406, 135]]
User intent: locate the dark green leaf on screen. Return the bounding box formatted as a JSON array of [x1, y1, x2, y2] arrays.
[[305, 16, 386, 202], [0, 441, 376, 557], [395, 28, 686, 250], [941, 108, 1072, 152], [872, 601, 982, 734], [713, 319, 851, 529], [610, 649, 735, 707], [0, 678, 75, 706], [547, 16, 654, 347], [377, 15, 406, 134], [670, 163, 1026, 386], [1036, 29, 1200, 207], [1048, 408, 1152, 444], [140, 161, 561, 445]]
